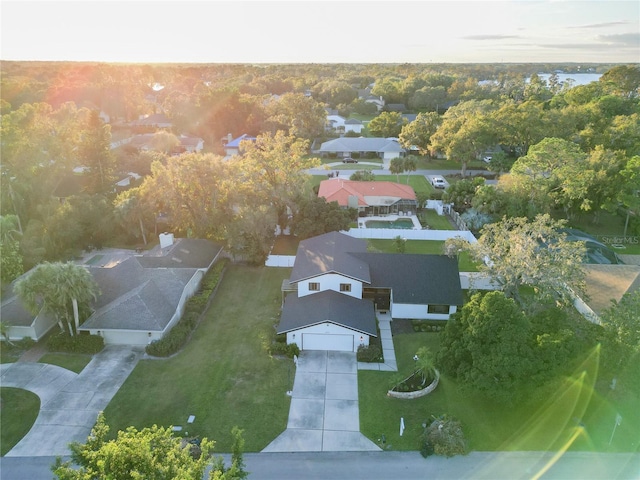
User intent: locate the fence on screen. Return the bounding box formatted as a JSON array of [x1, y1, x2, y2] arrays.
[[345, 228, 477, 243]]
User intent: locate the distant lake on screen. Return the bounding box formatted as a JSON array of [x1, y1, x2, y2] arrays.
[[532, 73, 602, 86]]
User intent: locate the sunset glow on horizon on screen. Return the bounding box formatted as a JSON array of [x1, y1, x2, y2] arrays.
[[2, 1, 639, 64]]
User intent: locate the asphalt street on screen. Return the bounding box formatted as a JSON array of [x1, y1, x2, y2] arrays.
[[2, 451, 639, 480]]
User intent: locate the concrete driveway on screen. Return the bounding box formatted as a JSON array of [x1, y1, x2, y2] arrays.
[[262, 350, 380, 452], [1, 345, 143, 456]]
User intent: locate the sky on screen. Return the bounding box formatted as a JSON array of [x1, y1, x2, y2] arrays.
[[1, 0, 639, 64]]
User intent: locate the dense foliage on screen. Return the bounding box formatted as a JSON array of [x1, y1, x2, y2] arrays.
[[52, 412, 247, 480]]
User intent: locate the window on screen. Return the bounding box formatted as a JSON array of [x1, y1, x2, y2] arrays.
[[309, 282, 320, 291], [340, 283, 352, 292], [427, 304, 449, 314]]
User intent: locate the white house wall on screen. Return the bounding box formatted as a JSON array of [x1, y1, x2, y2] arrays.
[[90, 329, 163, 346], [392, 303, 456, 321], [297, 273, 363, 299], [345, 124, 363, 134]]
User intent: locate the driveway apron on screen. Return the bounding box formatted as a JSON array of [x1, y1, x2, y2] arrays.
[[263, 350, 380, 452], [1, 345, 143, 457]]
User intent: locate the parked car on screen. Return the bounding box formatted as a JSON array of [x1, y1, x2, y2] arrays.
[[431, 176, 446, 189], [342, 157, 358, 163]]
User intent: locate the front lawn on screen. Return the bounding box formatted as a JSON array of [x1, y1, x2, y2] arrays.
[[104, 266, 293, 452], [0, 387, 40, 456], [39, 353, 92, 374], [359, 332, 639, 453]]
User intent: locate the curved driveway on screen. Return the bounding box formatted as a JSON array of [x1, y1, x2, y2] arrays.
[[1, 345, 142, 457]]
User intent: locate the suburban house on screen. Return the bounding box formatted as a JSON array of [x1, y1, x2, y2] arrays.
[[2, 235, 222, 345], [318, 179, 418, 216], [124, 133, 204, 154], [577, 264, 640, 322], [357, 87, 385, 111], [130, 113, 173, 129], [326, 115, 364, 135], [317, 137, 406, 160], [278, 232, 463, 352], [223, 133, 256, 158]]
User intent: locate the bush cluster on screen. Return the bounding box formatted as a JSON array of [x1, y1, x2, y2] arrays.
[[357, 344, 383, 362], [47, 332, 104, 354], [268, 341, 300, 358], [146, 259, 227, 357], [420, 415, 468, 458], [411, 320, 445, 332]]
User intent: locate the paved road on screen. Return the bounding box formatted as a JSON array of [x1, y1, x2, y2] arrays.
[[2, 451, 639, 480]]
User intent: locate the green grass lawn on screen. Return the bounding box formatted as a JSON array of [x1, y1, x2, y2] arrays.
[[419, 210, 455, 230], [104, 266, 293, 452], [39, 353, 92, 374], [359, 332, 639, 453], [560, 211, 640, 255], [1, 387, 40, 456]]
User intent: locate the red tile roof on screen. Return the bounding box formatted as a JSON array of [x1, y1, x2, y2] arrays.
[[318, 179, 416, 207]]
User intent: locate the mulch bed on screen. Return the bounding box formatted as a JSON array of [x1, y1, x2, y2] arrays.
[[391, 319, 415, 335]]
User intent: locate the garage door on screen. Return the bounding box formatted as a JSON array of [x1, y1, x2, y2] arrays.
[[302, 333, 354, 352]]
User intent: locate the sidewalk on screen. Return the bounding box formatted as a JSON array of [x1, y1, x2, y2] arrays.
[[358, 312, 397, 372]]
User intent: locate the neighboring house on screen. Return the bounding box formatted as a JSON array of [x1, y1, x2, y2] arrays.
[[326, 115, 364, 135], [130, 113, 173, 129], [357, 87, 385, 111], [179, 134, 204, 153], [344, 118, 364, 134], [317, 137, 405, 160], [115, 172, 142, 189], [385, 103, 407, 113], [224, 133, 257, 157], [579, 264, 640, 320], [278, 232, 463, 352], [318, 179, 418, 216], [1, 236, 223, 345], [124, 133, 204, 155], [326, 114, 346, 133]]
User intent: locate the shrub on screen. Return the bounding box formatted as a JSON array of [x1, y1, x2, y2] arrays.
[[268, 341, 299, 358], [47, 333, 104, 354], [420, 415, 468, 457], [357, 344, 382, 362]]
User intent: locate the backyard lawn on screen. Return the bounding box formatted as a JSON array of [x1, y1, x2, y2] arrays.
[[104, 266, 293, 452], [0, 387, 40, 456], [367, 239, 479, 272], [359, 331, 639, 453]]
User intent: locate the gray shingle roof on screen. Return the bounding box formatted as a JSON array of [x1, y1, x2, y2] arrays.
[[82, 258, 198, 332], [289, 232, 370, 284], [137, 239, 222, 269], [351, 253, 463, 305], [278, 290, 377, 336]]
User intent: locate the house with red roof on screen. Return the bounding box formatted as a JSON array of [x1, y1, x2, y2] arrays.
[[318, 179, 418, 216]]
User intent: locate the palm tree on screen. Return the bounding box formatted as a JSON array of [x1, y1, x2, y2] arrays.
[[414, 346, 436, 386], [14, 262, 100, 336]]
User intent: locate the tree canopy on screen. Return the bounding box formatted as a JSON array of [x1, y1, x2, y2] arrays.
[[52, 413, 247, 480], [14, 262, 100, 336]]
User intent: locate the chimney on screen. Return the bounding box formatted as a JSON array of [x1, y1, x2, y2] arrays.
[[227, 133, 233, 143], [159, 232, 174, 249]]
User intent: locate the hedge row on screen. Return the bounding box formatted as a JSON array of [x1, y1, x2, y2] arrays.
[[357, 344, 383, 362], [47, 332, 104, 354], [268, 341, 300, 359], [146, 259, 227, 357]]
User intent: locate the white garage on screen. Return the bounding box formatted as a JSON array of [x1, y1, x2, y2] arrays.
[[278, 290, 377, 353], [303, 333, 354, 352]]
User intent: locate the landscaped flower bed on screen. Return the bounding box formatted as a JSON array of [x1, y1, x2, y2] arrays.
[[387, 369, 440, 399]]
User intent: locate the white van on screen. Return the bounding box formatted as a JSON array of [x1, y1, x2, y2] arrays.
[[431, 176, 446, 189]]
